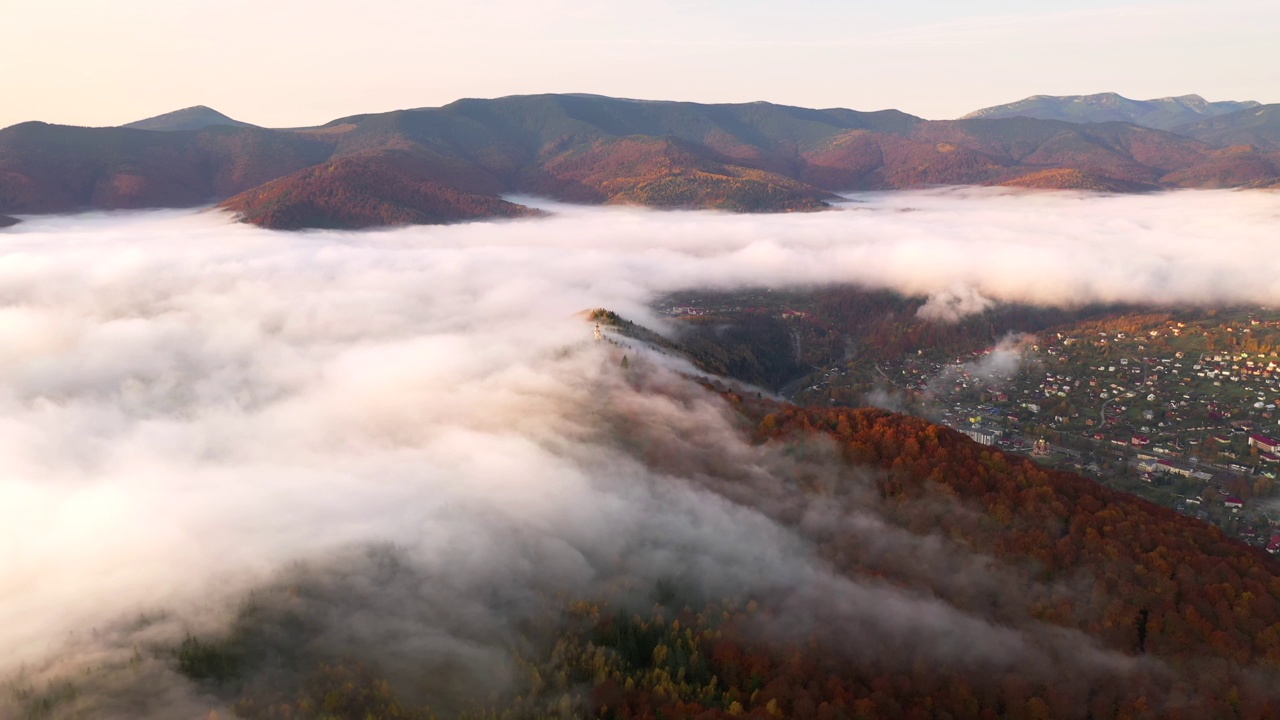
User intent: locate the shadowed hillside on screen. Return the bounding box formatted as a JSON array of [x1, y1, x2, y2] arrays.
[[1175, 104, 1280, 151]]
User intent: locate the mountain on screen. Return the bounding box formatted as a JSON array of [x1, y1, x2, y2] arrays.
[[219, 151, 540, 229], [122, 105, 256, 131], [0, 214, 18, 228], [962, 92, 1261, 130], [911, 116, 1280, 188], [4, 93, 1280, 228], [1174, 104, 1280, 150], [0, 121, 335, 213], [1160, 144, 1280, 188]]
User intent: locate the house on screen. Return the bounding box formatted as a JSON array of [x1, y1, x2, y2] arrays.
[[1249, 434, 1280, 454], [1225, 497, 1245, 511], [1155, 460, 1190, 476], [964, 428, 998, 446]]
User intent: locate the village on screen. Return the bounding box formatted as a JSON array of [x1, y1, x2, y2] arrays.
[[652, 289, 1280, 554], [895, 309, 1280, 553]]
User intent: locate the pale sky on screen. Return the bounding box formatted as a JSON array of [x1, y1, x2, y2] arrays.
[[2, 0, 1276, 129]]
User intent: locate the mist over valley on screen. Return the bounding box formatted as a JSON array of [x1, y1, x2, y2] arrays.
[[2, 192, 1280, 717], [6, 0, 1280, 712]]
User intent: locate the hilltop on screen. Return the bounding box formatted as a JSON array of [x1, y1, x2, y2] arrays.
[[999, 168, 1159, 192], [219, 152, 540, 229], [123, 105, 256, 131]]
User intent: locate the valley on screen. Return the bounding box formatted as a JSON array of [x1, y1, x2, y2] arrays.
[[8, 0, 1280, 716], [6, 181, 1280, 720], [646, 289, 1280, 550]]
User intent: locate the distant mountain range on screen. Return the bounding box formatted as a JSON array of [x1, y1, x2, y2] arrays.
[[961, 92, 1260, 130], [1175, 104, 1280, 149], [1, 93, 1277, 229]]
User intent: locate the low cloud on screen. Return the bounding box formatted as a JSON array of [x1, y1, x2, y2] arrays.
[[932, 332, 1037, 392], [918, 284, 995, 321], [864, 386, 907, 411], [1, 189, 1273, 715]]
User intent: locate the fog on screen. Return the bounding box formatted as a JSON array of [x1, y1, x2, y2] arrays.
[[925, 333, 1038, 400], [1, 189, 1276, 716]]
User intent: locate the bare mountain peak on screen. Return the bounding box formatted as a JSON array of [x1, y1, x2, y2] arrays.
[[961, 92, 1263, 130], [123, 105, 255, 132]]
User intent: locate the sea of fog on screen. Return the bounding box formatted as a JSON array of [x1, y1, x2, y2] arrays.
[[0, 189, 1276, 715]]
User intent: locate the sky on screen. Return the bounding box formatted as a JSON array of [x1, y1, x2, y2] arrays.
[[2, 0, 1277, 129]]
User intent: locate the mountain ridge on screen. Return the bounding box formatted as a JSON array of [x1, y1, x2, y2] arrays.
[[962, 92, 1261, 130], [1174, 104, 1280, 150], [3, 93, 1279, 229]]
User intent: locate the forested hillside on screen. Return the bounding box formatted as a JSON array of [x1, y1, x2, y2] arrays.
[[139, 387, 1280, 720]]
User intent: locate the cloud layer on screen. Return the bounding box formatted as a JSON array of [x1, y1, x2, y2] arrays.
[[1, 189, 1275, 715]]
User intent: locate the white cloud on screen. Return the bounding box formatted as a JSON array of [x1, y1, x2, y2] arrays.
[[2, 189, 1270, 713]]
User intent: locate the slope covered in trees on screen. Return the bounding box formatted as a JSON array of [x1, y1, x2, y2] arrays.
[[530, 136, 833, 211], [113, 381, 1280, 720], [219, 152, 539, 229], [999, 168, 1158, 192], [526, 395, 1280, 719]]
